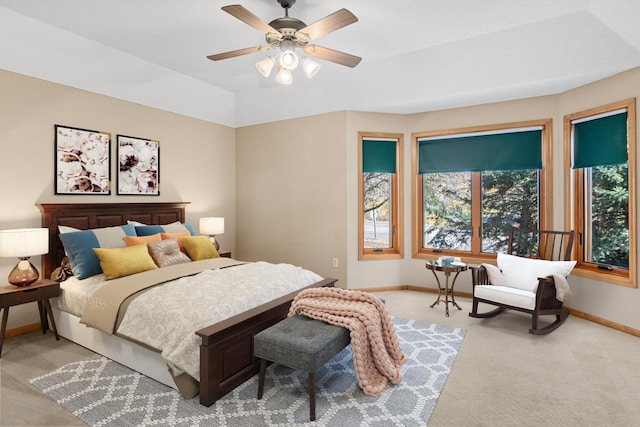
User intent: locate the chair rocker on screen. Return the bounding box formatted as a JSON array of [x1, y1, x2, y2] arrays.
[[469, 228, 575, 335]]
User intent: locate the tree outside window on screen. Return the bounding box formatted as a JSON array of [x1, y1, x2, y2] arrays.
[[413, 120, 551, 260], [363, 172, 392, 249], [359, 133, 403, 260], [421, 170, 539, 254], [564, 99, 636, 287]]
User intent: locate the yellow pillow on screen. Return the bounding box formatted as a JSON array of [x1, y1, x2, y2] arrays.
[[93, 244, 158, 280], [181, 236, 220, 261], [161, 231, 190, 252], [123, 233, 162, 246]]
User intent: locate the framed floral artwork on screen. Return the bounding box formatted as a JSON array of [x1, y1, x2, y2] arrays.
[[55, 125, 111, 194], [117, 134, 160, 195]]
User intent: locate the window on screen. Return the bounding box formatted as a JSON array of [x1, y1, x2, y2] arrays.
[[358, 132, 403, 259], [412, 121, 552, 260], [563, 99, 636, 287]]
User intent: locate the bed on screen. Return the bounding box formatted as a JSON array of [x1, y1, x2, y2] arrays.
[[37, 202, 337, 406]]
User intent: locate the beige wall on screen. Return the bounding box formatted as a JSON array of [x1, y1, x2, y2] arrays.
[[235, 112, 348, 286], [239, 68, 640, 332], [401, 97, 562, 295], [2, 65, 640, 333], [0, 69, 236, 329], [345, 112, 411, 289], [557, 68, 640, 329]]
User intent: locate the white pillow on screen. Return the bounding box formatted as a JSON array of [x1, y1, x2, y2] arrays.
[[58, 225, 79, 233], [481, 263, 505, 286], [497, 253, 576, 292]]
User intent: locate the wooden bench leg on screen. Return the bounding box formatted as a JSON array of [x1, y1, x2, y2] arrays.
[[257, 359, 266, 400], [309, 372, 316, 421]]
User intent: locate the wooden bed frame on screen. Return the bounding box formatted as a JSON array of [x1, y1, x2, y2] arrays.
[[37, 202, 337, 407]]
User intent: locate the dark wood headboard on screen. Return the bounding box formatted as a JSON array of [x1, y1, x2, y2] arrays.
[[37, 202, 189, 279]]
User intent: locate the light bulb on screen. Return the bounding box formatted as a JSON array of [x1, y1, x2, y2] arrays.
[[276, 67, 292, 85], [278, 40, 299, 70], [279, 50, 299, 70]]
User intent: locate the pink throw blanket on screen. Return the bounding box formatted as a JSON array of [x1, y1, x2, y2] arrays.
[[288, 287, 407, 396]]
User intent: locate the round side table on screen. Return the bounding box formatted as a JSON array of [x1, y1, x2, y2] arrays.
[[425, 261, 468, 316]]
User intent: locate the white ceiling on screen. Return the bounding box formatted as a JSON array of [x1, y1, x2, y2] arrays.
[[1, 0, 639, 127]]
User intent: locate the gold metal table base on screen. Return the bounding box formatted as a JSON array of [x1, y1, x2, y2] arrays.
[[426, 262, 467, 317]]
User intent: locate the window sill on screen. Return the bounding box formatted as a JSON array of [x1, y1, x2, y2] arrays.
[[359, 252, 403, 261], [571, 267, 635, 288]]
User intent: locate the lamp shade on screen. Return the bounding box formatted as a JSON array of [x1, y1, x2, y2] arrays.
[[0, 228, 49, 286], [199, 217, 225, 236], [276, 67, 293, 85], [302, 58, 321, 78], [255, 57, 275, 78], [0, 228, 49, 258]]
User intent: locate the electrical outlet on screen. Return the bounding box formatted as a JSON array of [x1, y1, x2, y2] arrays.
[[332, 257, 339, 268]]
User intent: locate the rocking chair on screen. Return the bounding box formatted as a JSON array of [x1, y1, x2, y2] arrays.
[[469, 228, 575, 335]]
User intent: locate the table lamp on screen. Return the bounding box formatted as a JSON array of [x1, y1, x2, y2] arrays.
[[0, 228, 49, 287], [199, 217, 224, 251]]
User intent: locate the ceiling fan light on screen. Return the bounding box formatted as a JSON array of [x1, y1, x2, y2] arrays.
[[279, 50, 299, 70], [255, 56, 275, 78], [275, 67, 293, 85], [301, 58, 320, 79]]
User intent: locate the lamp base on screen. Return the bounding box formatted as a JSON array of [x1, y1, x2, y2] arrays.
[[8, 258, 40, 287], [208, 236, 220, 251]]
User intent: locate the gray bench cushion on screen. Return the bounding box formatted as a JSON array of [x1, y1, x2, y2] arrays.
[[254, 314, 350, 372]]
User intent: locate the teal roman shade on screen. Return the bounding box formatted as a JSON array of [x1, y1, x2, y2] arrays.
[[418, 129, 542, 174], [362, 139, 396, 173], [572, 111, 628, 169]]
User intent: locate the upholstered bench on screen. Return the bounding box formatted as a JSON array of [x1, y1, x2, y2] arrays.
[[254, 314, 351, 421]]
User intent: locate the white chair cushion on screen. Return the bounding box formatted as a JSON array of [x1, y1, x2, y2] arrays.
[[474, 285, 536, 310], [497, 253, 576, 292]]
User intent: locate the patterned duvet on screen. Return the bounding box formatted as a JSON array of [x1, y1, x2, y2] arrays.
[[53, 260, 323, 381]]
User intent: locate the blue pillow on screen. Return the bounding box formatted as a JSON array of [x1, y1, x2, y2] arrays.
[[135, 222, 196, 236], [59, 224, 136, 279]]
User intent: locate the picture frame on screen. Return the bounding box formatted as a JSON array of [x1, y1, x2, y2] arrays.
[[116, 134, 160, 195], [55, 125, 111, 195]]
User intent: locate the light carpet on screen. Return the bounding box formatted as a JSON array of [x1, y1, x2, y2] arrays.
[[29, 317, 465, 426]]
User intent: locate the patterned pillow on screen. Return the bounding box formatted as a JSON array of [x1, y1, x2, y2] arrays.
[[160, 231, 190, 252], [51, 256, 73, 282], [59, 224, 136, 279], [147, 239, 191, 267]]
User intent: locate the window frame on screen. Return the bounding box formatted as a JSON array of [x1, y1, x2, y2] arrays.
[[563, 99, 637, 287], [358, 132, 404, 260], [412, 119, 553, 262]]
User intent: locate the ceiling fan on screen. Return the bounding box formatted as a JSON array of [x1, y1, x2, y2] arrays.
[[207, 0, 361, 84]]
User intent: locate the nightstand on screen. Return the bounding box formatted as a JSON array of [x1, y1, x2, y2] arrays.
[[0, 279, 61, 357], [219, 251, 231, 258]]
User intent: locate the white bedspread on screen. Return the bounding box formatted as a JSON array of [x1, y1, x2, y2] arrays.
[[114, 261, 322, 380]]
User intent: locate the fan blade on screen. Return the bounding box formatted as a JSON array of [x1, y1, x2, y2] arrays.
[[303, 45, 362, 68], [222, 4, 281, 37], [298, 8, 358, 41], [207, 46, 262, 61]]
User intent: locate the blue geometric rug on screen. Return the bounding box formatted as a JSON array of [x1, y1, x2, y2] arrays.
[[30, 317, 466, 426]]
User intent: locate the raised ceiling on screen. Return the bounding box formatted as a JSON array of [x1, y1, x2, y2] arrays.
[[1, 0, 639, 127]]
